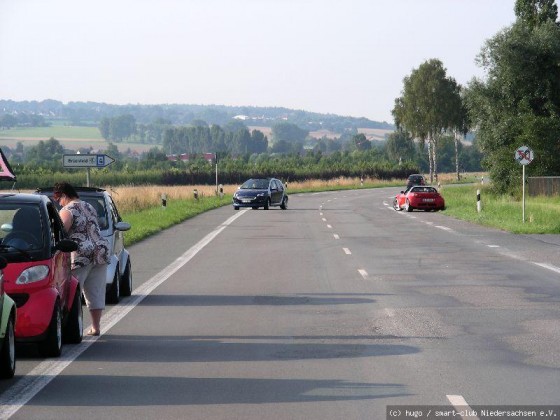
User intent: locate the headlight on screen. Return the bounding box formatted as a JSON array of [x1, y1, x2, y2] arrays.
[[16, 265, 50, 284], [257, 193, 265, 197]]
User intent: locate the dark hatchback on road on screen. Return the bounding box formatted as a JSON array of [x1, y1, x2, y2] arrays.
[[233, 178, 288, 210]]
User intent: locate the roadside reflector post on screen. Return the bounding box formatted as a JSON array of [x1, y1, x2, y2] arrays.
[[477, 189, 481, 213], [219, 184, 224, 199], [193, 189, 199, 201], [161, 193, 167, 208]]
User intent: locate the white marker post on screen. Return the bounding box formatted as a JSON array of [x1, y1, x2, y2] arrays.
[[515, 146, 534, 223]]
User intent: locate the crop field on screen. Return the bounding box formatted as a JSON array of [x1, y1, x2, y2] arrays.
[[0, 126, 155, 153]]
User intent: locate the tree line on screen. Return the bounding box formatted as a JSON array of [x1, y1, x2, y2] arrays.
[[394, 0, 560, 193]]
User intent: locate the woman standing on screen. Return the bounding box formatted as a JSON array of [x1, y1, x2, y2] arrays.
[[54, 182, 110, 336]]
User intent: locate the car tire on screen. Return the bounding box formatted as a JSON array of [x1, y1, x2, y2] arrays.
[[393, 198, 401, 211], [234, 206, 239, 210], [106, 267, 120, 304], [64, 287, 83, 344], [39, 302, 62, 357], [0, 313, 16, 378], [405, 200, 413, 212], [120, 259, 132, 297], [280, 196, 288, 210], [264, 199, 270, 210]]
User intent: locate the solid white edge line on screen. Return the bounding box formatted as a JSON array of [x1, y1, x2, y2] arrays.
[[446, 395, 480, 420], [534, 262, 560, 274], [0, 209, 247, 420]]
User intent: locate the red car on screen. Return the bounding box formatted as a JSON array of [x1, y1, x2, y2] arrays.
[[393, 186, 446, 212], [0, 193, 82, 357]]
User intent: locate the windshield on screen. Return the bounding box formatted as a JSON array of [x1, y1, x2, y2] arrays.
[[0, 204, 44, 251], [240, 179, 269, 190]]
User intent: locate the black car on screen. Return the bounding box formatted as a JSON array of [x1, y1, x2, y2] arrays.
[[406, 174, 426, 189], [233, 178, 288, 210]]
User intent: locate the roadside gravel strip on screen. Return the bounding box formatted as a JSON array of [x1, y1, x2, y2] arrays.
[[0, 210, 248, 420]]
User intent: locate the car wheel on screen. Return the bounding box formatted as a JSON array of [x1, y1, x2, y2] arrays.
[[280, 196, 288, 210], [39, 303, 62, 357], [264, 198, 270, 210], [64, 287, 83, 344], [106, 267, 120, 304], [393, 198, 401, 211], [405, 199, 413, 212], [120, 259, 132, 297], [0, 313, 16, 378]]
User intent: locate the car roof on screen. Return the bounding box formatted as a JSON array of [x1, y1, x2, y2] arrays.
[[0, 192, 48, 204], [36, 186, 106, 193]]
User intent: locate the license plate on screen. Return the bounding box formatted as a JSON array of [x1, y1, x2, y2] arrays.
[[423, 198, 435, 202], [242, 199, 252, 203]]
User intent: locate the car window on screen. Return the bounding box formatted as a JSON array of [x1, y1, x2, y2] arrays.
[[411, 187, 436, 193], [82, 197, 109, 230], [241, 179, 269, 189], [46, 202, 66, 246], [0, 204, 43, 250], [108, 197, 121, 224]]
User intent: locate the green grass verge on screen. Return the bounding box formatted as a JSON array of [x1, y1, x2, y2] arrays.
[[441, 185, 560, 234], [122, 195, 232, 245]]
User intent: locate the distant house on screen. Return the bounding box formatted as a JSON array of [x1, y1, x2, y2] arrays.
[[233, 115, 249, 121]]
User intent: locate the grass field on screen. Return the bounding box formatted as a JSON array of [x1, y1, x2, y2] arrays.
[[0, 126, 155, 153]]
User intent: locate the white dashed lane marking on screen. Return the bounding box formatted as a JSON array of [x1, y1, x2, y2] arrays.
[[343, 248, 351, 255]]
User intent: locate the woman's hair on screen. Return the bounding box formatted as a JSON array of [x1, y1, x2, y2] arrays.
[[53, 182, 79, 199]]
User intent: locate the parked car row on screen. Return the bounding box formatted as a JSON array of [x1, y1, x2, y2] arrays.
[[0, 187, 132, 379]]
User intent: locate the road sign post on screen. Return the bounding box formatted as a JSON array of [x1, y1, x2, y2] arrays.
[[515, 146, 534, 223], [62, 154, 115, 187]]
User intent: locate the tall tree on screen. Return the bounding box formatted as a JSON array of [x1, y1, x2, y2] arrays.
[[385, 130, 416, 164], [466, 3, 560, 192], [392, 59, 463, 183], [515, 0, 558, 28]]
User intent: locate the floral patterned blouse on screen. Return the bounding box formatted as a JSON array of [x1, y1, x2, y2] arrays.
[[63, 200, 110, 270]]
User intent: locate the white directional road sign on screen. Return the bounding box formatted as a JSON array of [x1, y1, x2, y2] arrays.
[[515, 146, 534, 165], [63, 154, 115, 168]]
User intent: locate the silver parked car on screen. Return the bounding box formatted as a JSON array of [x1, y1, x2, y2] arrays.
[[36, 187, 132, 304]]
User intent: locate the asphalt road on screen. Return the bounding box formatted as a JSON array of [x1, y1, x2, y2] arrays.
[[1, 187, 559, 419]]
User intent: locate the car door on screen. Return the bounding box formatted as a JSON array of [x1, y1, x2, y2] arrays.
[[46, 202, 71, 303], [271, 180, 282, 205], [108, 196, 125, 260]]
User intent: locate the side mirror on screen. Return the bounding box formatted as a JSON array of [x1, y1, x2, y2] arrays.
[[115, 221, 131, 232], [55, 239, 78, 253], [1, 223, 13, 233]]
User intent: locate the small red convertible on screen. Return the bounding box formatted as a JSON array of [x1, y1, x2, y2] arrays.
[[1, 193, 82, 357], [393, 186, 446, 212]]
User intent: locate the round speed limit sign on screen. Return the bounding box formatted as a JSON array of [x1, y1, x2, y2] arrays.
[[515, 145, 534, 165]]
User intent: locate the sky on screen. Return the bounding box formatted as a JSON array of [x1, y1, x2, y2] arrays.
[[0, 0, 517, 124]]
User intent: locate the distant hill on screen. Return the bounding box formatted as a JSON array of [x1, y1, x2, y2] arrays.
[[0, 99, 394, 135]]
